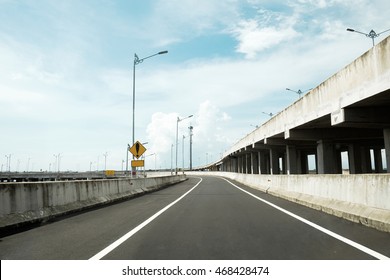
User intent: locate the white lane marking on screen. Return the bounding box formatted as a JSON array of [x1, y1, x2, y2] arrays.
[[89, 177, 203, 260], [222, 177, 390, 260]]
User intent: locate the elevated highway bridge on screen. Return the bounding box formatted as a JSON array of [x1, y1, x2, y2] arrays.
[[207, 35, 390, 175]]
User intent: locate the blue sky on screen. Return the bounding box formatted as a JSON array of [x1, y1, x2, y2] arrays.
[[1, 0, 390, 172]]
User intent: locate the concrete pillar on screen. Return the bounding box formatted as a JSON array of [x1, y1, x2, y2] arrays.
[[258, 151, 267, 174], [246, 154, 250, 174], [384, 129, 390, 173], [360, 147, 372, 173], [251, 152, 259, 174], [300, 152, 309, 174], [336, 148, 343, 174], [286, 146, 298, 174], [270, 149, 280, 175], [248, 154, 251, 173], [373, 148, 383, 173], [348, 144, 363, 174], [317, 140, 339, 174]]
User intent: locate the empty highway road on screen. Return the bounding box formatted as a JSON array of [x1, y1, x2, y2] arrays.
[[1, 176, 389, 260]]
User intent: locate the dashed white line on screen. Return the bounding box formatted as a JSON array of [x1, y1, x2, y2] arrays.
[[222, 177, 390, 260], [89, 177, 203, 260]]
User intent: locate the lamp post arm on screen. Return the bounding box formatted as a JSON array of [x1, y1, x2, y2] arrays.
[[356, 30, 369, 36], [347, 28, 368, 36], [378, 28, 390, 36], [134, 51, 168, 65]]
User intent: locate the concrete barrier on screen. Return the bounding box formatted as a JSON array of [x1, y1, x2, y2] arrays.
[[188, 172, 390, 233], [0, 175, 187, 230]]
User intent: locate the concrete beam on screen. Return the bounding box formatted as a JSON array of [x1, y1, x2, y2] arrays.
[[264, 138, 304, 146], [331, 107, 390, 128], [286, 127, 383, 141]]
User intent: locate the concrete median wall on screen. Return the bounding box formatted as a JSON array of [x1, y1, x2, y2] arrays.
[[0, 175, 186, 230], [189, 172, 390, 233]]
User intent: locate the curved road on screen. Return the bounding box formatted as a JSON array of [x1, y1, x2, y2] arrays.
[[1, 176, 389, 260]]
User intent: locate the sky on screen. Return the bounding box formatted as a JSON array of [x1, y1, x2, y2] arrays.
[[1, 0, 390, 172]]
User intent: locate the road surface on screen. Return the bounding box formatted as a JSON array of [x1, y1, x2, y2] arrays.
[[1, 176, 389, 259]]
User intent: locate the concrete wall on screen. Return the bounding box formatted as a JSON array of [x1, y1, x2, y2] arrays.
[[189, 172, 390, 233], [0, 175, 186, 229]]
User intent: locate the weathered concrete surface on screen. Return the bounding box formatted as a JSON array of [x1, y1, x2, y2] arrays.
[[188, 172, 390, 233], [0, 175, 186, 230]]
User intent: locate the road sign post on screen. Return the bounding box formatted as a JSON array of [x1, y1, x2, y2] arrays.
[[129, 141, 147, 177]]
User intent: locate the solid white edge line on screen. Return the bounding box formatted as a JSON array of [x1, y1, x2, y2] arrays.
[[221, 177, 390, 260], [89, 177, 203, 260]]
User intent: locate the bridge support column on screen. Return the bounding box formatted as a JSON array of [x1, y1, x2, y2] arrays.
[[348, 144, 363, 174], [233, 157, 238, 173], [246, 154, 250, 174], [257, 151, 267, 174], [286, 146, 298, 174], [317, 140, 339, 174], [270, 149, 280, 175], [251, 152, 259, 174], [373, 148, 384, 173], [300, 152, 309, 174], [385, 129, 390, 173], [228, 157, 233, 172], [360, 146, 372, 173]]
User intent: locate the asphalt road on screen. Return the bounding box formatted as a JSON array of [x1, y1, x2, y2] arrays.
[[1, 176, 389, 260]]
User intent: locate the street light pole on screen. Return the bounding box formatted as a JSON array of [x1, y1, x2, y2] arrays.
[[129, 50, 168, 176], [286, 88, 312, 99], [182, 135, 186, 173], [5, 154, 11, 172], [171, 144, 173, 175], [103, 152, 108, 170], [347, 28, 390, 46], [189, 126, 193, 170], [176, 115, 193, 175], [125, 144, 130, 174]]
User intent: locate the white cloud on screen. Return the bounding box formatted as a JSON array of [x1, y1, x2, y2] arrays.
[[228, 6, 300, 59], [231, 19, 299, 58], [146, 112, 178, 156], [145, 100, 232, 169]]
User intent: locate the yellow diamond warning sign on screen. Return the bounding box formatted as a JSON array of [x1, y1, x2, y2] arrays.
[[129, 141, 146, 159]]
